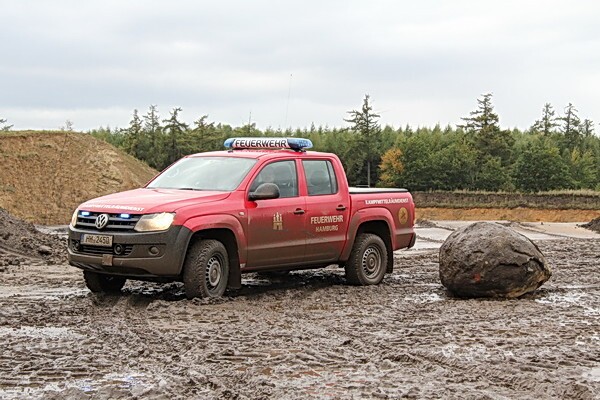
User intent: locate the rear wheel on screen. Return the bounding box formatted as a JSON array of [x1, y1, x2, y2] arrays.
[[83, 271, 126, 293], [183, 239, 229, 299], [345, 233, 388, 285]]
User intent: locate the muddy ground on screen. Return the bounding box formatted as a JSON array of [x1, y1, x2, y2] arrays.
[[583, 217, 600, 234], [0, 227, 599, 399]]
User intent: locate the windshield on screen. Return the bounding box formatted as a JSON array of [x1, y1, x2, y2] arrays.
[[147, 157, 257, 191]]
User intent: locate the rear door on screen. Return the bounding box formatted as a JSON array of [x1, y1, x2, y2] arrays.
[[302, 159, 350, 263], [245, 160, 307, 268]]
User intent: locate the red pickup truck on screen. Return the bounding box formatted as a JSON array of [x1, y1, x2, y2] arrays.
[[68, 138, 416, 298]]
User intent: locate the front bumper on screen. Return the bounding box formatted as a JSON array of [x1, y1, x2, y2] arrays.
[[68, 225, 193, 278]]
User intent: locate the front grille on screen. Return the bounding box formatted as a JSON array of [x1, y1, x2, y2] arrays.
[[76, 212, 141, 232], [79, 244, 134, 256]]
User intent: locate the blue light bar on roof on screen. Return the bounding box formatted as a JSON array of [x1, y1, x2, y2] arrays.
[[224, 137, 313, 151]]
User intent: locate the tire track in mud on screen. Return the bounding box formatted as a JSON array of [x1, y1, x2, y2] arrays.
[[0, 244, 43, 259], [0, 244, 47, 270]]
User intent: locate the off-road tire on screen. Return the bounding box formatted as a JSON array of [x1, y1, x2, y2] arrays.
[[344, 233, 388, 285], [83, 271, 126, 293], [183, 239, 229, 299]]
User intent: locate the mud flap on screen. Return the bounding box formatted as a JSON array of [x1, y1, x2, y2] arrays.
[[227, 263, 241, 289], [408, 233, 416, 249], [386, 246, 394, 273], [386, 236, 394, 274]]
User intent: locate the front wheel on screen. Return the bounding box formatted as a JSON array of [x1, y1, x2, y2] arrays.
[[83, 271, 126, 293], [183, 239, 229, 299], [344, 233, 388, 285]]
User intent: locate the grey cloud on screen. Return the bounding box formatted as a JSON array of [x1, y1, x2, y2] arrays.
[[1, 0, 600, 130]]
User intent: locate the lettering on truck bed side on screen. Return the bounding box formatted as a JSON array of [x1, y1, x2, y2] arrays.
[[364, 198, 409, 205]]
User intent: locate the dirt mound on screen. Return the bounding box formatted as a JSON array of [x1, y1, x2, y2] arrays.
[[0, 131, 157, 224], [0, 208, 67, 267], [582, 217, 600, 233]]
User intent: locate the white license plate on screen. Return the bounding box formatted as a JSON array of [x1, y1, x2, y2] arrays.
[[82, 234, 113, 247]]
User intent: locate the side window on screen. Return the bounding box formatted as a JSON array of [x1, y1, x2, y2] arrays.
[[249, 160, 298, 198], [303, 160, 338, 196]]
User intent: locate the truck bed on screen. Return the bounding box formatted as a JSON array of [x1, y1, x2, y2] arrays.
[[348, 187, 408, 194]]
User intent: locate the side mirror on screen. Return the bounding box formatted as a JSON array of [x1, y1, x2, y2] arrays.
[[249, 183, 280, 201]]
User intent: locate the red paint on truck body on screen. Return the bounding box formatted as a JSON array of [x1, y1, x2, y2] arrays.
[[69, 148, 415, 277]]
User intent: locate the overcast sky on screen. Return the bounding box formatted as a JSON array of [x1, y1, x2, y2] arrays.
[[1, 0, 599, 132]]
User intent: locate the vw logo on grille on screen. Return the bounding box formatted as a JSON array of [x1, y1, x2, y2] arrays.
[[95, 213, 110, 230]]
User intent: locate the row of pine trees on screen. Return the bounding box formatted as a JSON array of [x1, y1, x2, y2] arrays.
[[83, 93, 599, 192]]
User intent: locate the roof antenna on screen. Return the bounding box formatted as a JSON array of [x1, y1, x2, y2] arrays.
[[284, 73, 292, 129]]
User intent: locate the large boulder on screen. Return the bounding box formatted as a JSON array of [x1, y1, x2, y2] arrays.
[[439, 222, 551, 298]]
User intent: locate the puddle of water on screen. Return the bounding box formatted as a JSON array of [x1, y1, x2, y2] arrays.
[[79, 372, 149, 391], [582, 367, 600, 382], [439, 343, 490, 361], [535, 290, 600, 317], [0, 326, 85, 340], [404, 293, 443, 304], [521, 222, 600, 239], [415, 227, 453, 242], [534, 291, 587, 305], [0, 371, 152, 399], [0, 285, 88, 300], [405, 242, 440, 251], [583, 307, 600, 317]]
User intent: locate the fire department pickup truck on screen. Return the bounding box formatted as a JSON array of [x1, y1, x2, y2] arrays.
[[68, 138, 416, 298]]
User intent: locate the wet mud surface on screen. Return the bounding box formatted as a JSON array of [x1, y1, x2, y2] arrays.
[[583, 217, 600, 234], [1, 236, 599, 399]]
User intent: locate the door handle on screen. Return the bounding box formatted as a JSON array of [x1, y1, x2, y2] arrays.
[[293, 209, 305, 215], [336, 205, 347, 211]]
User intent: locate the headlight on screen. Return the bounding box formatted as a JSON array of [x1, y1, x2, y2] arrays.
[[70, 209, 79, 228], [134, 213, 175, 232]]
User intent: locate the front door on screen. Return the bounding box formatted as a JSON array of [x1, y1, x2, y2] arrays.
[[245, 160, 307, 268]]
